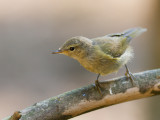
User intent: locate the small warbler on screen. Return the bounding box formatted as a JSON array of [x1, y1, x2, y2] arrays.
[[52, 27, 147, 94]]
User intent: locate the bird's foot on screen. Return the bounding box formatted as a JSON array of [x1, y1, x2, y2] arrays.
[[125, 65, 136, 87], [95, 79, 103, 96]]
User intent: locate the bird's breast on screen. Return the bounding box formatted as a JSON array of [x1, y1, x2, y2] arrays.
[[78, 54, 121, 75]]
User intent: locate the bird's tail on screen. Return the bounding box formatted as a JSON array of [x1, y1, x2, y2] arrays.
[[122, 27, 147, 43]]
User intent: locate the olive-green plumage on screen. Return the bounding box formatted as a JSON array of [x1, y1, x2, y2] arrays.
[[52, 27, 147, 76]]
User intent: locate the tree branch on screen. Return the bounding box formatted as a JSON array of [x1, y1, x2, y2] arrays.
[[3, 69, 160, 120]]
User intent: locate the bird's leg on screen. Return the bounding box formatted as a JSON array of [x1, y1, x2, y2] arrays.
[[125, 64, 136, 86], [95, 74, 102, 95]]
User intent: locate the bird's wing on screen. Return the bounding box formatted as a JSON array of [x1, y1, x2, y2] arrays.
[[107, 27, 147, 43], [92, 36, 128, 58], [92, 27, 147, 58]]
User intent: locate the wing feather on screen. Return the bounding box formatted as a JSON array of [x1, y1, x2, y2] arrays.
[[92, 36, 128, 58]]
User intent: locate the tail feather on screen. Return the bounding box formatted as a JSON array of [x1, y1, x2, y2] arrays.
[[122, 27, 147, 42]]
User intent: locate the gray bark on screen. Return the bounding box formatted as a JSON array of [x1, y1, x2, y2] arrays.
[[3, 69, 160, 120]]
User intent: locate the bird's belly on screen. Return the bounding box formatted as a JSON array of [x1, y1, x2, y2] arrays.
[[78, 46, 133, 75], [80, 59, 121, 75]]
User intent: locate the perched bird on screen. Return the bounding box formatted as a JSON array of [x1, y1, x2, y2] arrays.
[[52, 27, 147, 94]]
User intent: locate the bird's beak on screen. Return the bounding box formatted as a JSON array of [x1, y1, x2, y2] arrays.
[[51, 50, 63, 54]]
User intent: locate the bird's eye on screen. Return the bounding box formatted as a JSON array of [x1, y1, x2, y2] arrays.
[[69, 47, 75, 51]]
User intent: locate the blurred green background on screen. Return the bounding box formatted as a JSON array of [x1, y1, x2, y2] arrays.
[[0, 0, 160, 120]]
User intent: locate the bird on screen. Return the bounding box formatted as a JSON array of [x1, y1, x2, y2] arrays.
[[52, 27, 147, 94]]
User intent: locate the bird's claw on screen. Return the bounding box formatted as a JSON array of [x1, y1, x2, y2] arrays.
[[95, 79, 103, 96], [125, 64, 136, 87]]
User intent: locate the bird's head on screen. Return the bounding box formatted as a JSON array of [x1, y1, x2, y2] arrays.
[[52, 36, 92, 60]]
